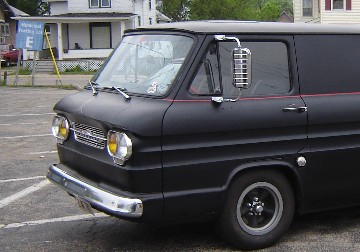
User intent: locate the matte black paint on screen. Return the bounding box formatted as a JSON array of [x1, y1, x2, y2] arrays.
[[295, 35, 360, 212], [53, 91, 168, 221], [162, 96, 307, 216], [51, 22, 360, 224]]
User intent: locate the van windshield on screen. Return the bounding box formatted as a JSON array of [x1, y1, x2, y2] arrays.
[[94, 34, 194, 96]]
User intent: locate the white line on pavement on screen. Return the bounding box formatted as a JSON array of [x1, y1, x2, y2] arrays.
[[0, 213, 108, 229], [0, 113, 55, 117], [0, 122, 48, 126], [27, 151, 57, 155], [0, 176, 46, 183], [0, 134, 52, 139], [0, 180, 50, 209]]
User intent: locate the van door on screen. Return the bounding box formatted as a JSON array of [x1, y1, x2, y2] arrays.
[[161, 36, 308, 217], [295, 35, 360, 212]]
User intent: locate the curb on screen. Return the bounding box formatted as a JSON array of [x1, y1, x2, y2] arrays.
[[3, 74, 91, 89]]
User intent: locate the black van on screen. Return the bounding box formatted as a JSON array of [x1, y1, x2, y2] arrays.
[[47, 21, 360, 250]]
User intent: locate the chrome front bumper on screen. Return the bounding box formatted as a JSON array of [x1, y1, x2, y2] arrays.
[[47, 164, 143, 217]]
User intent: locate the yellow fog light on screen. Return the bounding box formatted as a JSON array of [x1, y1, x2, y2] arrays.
[[52, 115, 70, 144], [108, 133, 118, 154], [107, 131, 132, 165]]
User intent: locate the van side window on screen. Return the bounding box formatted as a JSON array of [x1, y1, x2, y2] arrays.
[[189, 41, 291, 97], [295, 35, 360, 94]]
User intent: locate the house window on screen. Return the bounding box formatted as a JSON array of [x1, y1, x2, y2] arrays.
[[1, 23, 10, 37], [333, 0, 344, 9], [326, 0, 351, 10], [89, 0, 111, 8], [0, 23, 8, 44], [138, 16, 141, 26], [149, 18, 153, 25], [102, 0, 110, 7], [149, 0, 152, 10], [44, 24, 51, 34], [90, 23, 112, 49], [90, 0, 99, 7], [303, 0, 313, 17]]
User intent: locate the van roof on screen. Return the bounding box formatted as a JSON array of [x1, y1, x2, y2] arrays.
[[133, 20, 360, 35]]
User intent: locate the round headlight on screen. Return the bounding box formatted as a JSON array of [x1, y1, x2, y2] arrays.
[[52, 115, 70, 143], [107, 131, 132, 164]]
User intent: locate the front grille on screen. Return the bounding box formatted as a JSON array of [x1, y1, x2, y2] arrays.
[[72, 122, 106, 149]]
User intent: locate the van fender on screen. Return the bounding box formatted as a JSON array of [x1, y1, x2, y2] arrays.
[[220, 159, 303, 213]]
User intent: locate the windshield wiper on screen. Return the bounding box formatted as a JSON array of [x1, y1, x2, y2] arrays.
[[88, 81, 99, 96], [111, 86, 131, 100], [97, 86, 131, 100]]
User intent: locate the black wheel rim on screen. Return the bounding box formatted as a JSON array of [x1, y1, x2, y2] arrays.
[[236, 182, 283, 235]]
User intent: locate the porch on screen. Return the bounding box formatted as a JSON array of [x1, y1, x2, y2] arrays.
[[13, 13, 133, 67], [24, 47, 112, 60]]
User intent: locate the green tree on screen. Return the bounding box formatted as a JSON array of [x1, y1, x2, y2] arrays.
[[255, 0, 293, 20], [278, 0, 294, 16], [7, 0, 50, 16], [162, 0, 190, 21], [189, 0, 258, 20], [259, 0, 282, 21], [162, 0, 293, 22]]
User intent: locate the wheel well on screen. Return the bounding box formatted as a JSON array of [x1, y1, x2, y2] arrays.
[[223, 165, 302, 214], [217, 165, 297, 249]]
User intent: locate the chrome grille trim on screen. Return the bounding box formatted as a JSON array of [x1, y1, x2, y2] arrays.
[[72, 122, 106, 149]]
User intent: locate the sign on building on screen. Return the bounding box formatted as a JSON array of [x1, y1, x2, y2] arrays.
[[16, 20, 44, 51]]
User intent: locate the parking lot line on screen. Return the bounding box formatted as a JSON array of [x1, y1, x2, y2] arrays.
[[0, 176, 46, 183], [0, 113, 55, 117], [0, 213, 108, 229], [27, 151, 57, 155], [0, 180, 50, 209], [0, 134, 52, 139], [0, 122, 48, 126]]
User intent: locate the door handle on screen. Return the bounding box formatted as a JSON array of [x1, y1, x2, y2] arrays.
[[283, 106, 307, 113]]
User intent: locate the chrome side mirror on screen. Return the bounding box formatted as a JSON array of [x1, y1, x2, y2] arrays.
[[232, 47, 252, 89], [214, 35, 252, 89]]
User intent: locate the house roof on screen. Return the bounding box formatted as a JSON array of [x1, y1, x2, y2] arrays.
[[53, 12, 134, 18], [12, 12, 135, 23], [1, 0, 29, 17], [9, 5, 30, 17], [278, 12, 293, 23], [156, 11, 171, 22]]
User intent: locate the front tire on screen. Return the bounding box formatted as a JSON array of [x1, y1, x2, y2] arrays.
[[218, 169, 295, 250]]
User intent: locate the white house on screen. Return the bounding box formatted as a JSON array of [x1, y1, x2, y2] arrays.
[[14, 0, 159, 62], [294, 0, 359, 23]]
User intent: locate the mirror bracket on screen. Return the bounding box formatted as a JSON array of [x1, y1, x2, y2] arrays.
[[214, 35, 252, 89]]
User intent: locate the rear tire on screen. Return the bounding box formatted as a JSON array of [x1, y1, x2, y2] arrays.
[[218, 169, 294, 250]]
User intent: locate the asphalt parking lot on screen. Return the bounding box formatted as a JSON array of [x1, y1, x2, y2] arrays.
[[0, 86, 360, 251]]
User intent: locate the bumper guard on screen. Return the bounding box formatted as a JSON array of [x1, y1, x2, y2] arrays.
[[47, 165, 143, 217]]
